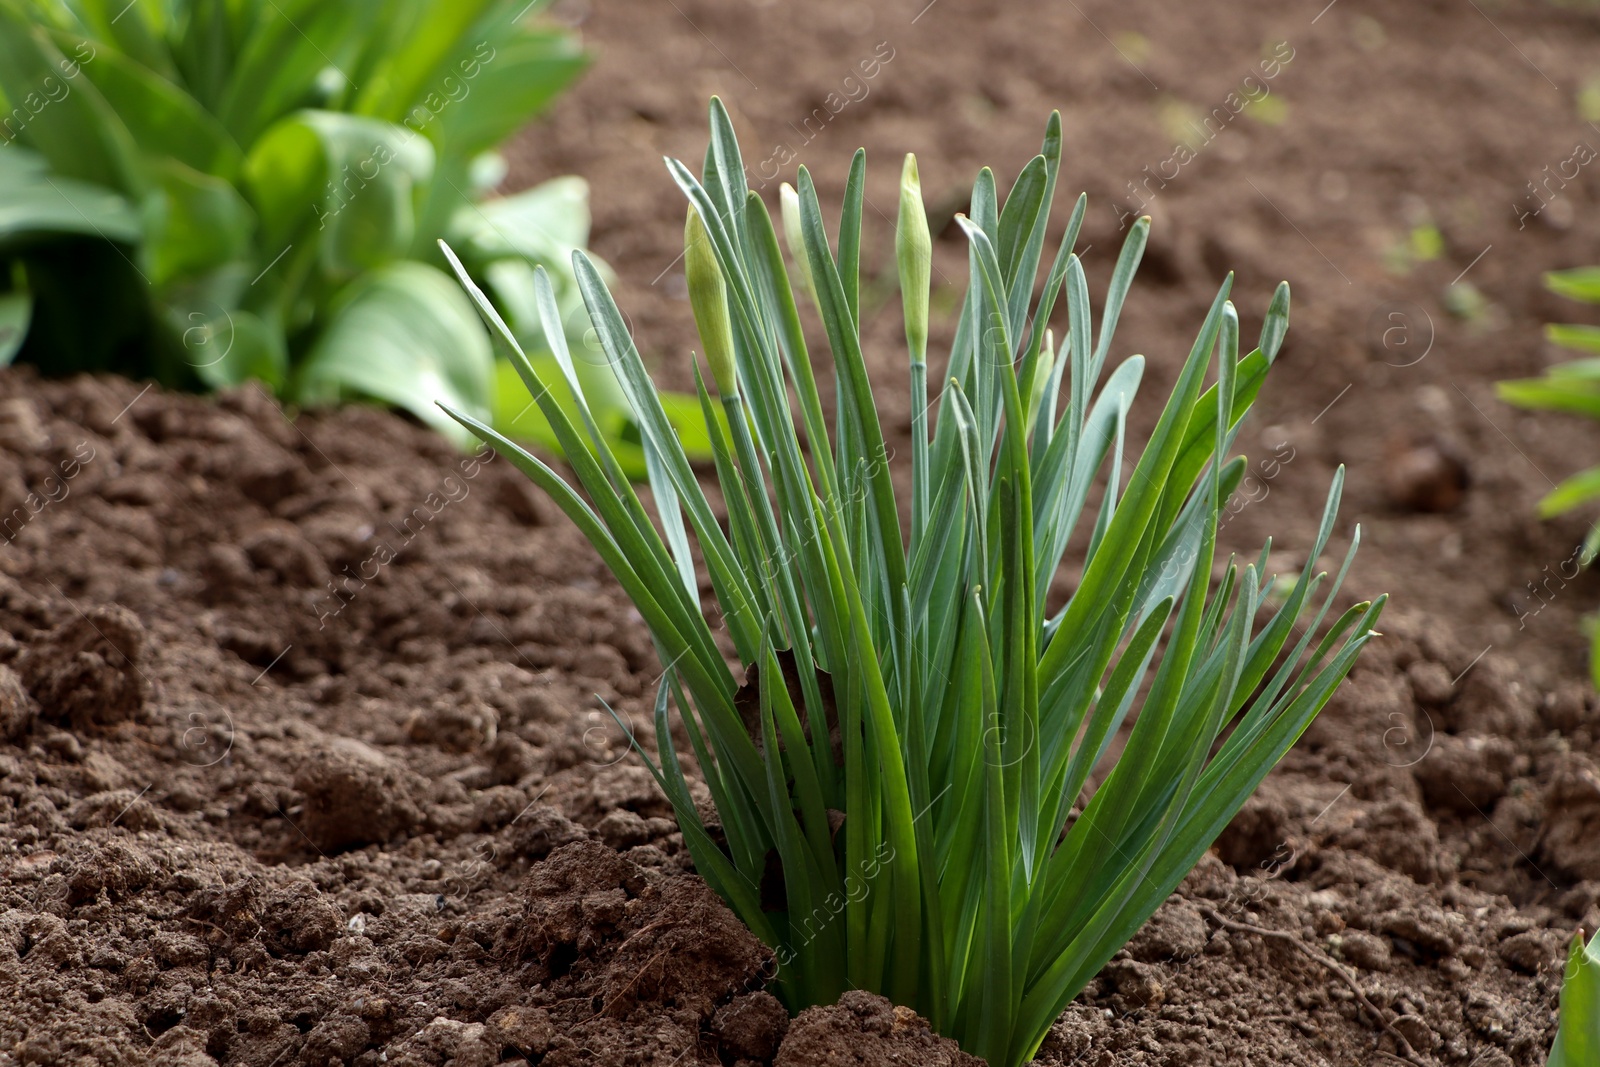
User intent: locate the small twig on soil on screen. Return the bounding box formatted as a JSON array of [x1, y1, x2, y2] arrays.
[[596, 946, 673, 1017], [180, 915, 231, 940], [1200, 907, 1431, 1067]]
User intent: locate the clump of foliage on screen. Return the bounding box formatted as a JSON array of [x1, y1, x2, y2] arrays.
[[1499, 267, 1600, 684], [1550, 929, 1599, 1066], [442, 101, 1384, 1067], [0, 0, 617, 447]]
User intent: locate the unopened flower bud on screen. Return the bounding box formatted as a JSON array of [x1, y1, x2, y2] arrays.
[[685, 206, 737, 394], [897, 153, 932, 365], [779, 183, 816, 303], [1027, 331, 1056, 434]]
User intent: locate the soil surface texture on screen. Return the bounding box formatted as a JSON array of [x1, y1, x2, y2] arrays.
[[8, 0, 1600, 1064]]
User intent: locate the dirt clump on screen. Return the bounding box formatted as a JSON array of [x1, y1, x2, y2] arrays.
[[17, 604, 150, 730], [0, 663, 36, 739], [1538, 753, 1600, 881], [774, 990, 984, 1067], [293, 736, 427, 851], [716, 991, 792, 1062], [506, 839, 771, 1017]]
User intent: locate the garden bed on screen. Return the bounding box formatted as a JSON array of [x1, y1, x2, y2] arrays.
[[5, 0, 1600, 1064]]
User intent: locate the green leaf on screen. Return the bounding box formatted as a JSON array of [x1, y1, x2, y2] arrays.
[[1547, 324, 1600, 355], [1548, 267, 1600, 304], [0, 287, 29, 364], [215, 0, 385, 147], [294, 260, 493, 445], [147, 160, 254, 285], [413, 15, 585, 159], [178, 307, 289, 392], [0, 147, 141, 245], [0, 0, 596, 464], [490, 356, 716, 478], [349, 0, 501, 121], [448, 175, 592, 264], [1259, 281, 1291, 361], [245, 110, 435, 277], [0, 7, 144, 193], [1498, 376, 1600, 420], [169, 0, 241, 112], [73, 42, 245, 177], [1538, 466, 1600, 518], [407, 15, 585, 243], [1549, 931, 1600, 1066], [63, 0, 175, 81], [1593, 621, 1600, 692]]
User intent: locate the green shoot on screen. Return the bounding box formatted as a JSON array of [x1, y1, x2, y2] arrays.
[[1550, 929, 1600, 1066]]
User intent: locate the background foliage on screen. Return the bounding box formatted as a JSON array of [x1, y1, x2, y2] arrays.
[[0, 0, 672, 451], [1499, 267, 1600, 684]]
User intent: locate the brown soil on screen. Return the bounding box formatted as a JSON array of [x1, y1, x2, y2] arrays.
[[6, 0, 1600, 1064]]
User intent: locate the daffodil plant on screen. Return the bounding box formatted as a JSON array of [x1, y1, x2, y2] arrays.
[[440, 101, 1384, 1067]]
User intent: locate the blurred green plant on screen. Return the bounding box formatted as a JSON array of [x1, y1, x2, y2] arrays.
[[0, 0, 698, 462], [1549, 929, 1599, 1066], [1499, 267, 1600, 684], [441, 100, 1384, 1067]]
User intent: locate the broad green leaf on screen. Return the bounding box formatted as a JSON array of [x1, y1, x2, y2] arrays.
[[147, 160, 254, 285], [61, 0, 173, 79], [215, 0, 385, 146], [1, 0, 596, 464], [175, 306, 289, 391], [296, 260, 492, 444], [0, 7, 144, 194], [350, 0, 500, 121], [0, 147, 141, 244], [170, 0, 242, 112], [409, 20, 585, 241], [73, 42, 244, 177], [245, 110, 434, 277], [446, 176, 592, 270]]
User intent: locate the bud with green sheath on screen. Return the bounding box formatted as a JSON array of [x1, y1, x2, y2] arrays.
[[685, 206, 737, 395], [899, 153, 934, 538], [897, 153, 932, 366], [1026, 329, 1055, 437], [780, 183, 816, 304]]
